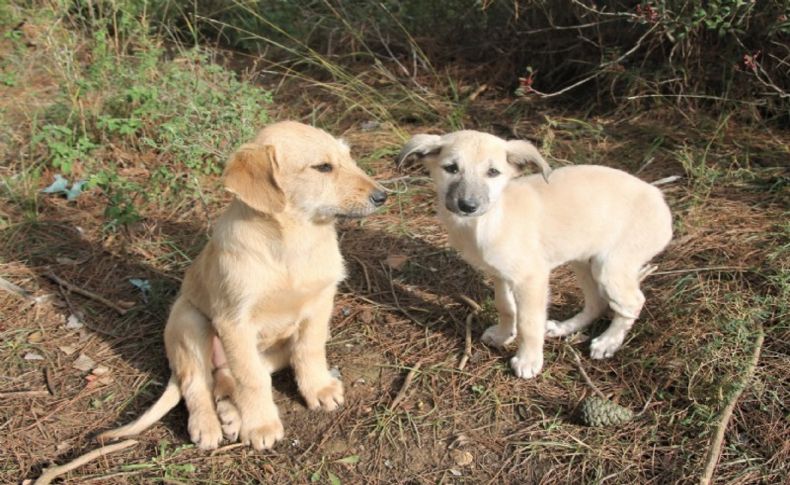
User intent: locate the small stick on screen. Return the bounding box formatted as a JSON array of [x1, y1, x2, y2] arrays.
[[566, 345, 607, 400], [34, 439, 138, 485], [350, 255, 372, 294], [389, 361, 423, 411], [0, 276, 32, 300], [458, 313, 474, 371], [457, 294, 481, 312], [45, 273, 129, 315], [44, 367, 57, 397], [0, 390, 50, 399], [699, 326, 764, 485]]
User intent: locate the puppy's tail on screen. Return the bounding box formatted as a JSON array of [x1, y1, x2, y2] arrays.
[[97, 375, 181, 442]]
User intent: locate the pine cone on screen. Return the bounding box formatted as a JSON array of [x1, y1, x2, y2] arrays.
[[580, 396, 634, 427]]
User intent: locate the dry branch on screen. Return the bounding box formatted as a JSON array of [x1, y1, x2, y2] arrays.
[[389, 361, 422, 411], [34, 439, 138, 485], [567, 345, 607, 400], [699, 326, 764, 485], [44, 273, 129, 315]]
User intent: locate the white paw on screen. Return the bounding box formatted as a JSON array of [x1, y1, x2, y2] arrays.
[[241, 418, 284, 450], [481, 325, 515, 349], [545, 320, 569, 338], [509, 352, 544, 380], [188, 411, 223, 450], [302, 377, 344, 411], [589, 334, 624, 359], [216, 397, 241, 442]]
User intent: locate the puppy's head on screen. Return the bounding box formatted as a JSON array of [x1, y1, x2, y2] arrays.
[[396, 131, 551, 218], [224, 122, 387, 222]]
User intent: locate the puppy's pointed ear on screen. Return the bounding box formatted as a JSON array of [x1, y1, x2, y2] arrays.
[[396, 134, 443, 168], [223, 144, 286, 213], [505, 139, 552, 183]]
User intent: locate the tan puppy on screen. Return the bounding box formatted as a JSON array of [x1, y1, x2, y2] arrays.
[[100, 121, 387, 449], [397, 130, 671, 379]]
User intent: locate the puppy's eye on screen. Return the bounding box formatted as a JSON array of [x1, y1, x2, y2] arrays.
[[312, 163, 333, 173], [442, 163, 459, 174], [487, 167, 501, 177]]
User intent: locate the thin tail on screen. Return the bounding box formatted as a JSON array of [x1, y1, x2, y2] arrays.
[[98, 375, 181, 442]]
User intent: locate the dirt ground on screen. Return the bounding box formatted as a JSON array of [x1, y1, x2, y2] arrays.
[[1, 25, 788, 483]]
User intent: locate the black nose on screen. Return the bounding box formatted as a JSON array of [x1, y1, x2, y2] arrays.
[[457, 198, 479, 214], [370, 189, 388, 207]]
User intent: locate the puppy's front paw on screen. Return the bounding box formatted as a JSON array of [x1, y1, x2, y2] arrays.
[[303, 377, 344, 411], [216, 397, 241, 443], [545, 320, 569, 338], [509, 352, 544, 380], [481, 324, 515, 349], [188, 411, 223, 450], [241, 418, 284, 450], [589, 334, 624, 359]]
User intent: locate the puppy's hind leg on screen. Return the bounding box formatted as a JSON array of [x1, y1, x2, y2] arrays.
[[546, 261, 608, 338], [481, 278, 517, 348], [589, 258, 645, 359], [165, 297, 223, 449]]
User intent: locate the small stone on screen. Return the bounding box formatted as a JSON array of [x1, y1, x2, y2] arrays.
[[91, 365, 110, 376], [23, 351, 44, 361], [65, 314, 83, 330]]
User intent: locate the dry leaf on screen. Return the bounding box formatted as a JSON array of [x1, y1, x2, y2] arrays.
[[451, 449, 474, 467], [385, 254, 409, 270], [27, 331, 43, 343], [24, 351, 44, 361], [72, 353, 96, 372], [92, 365, 110, 376], [359, 308, 375, 324], [58, 345, 77, 356]]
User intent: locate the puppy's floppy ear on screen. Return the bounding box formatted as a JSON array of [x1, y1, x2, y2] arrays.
[[396, 134, 443, 168], [223, 144, 286, 213], [505, 139, 552, 183]]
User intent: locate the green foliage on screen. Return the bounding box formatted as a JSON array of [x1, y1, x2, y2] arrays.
[[17, 1, 272, 229]]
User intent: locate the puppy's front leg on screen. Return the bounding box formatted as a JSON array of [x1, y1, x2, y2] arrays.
[[216, 321, 283, 450], [510, 271, 549, 379], [291, 288, 344, 411], [481, 277, 517, 348]]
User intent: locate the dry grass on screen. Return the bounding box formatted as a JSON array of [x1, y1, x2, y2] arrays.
[[1, 5, 788, 485]]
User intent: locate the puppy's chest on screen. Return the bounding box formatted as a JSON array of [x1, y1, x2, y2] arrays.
[[447, 224, 511, 278]]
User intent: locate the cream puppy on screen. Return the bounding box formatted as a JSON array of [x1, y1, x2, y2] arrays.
[[100, 121, 387, 449], [397, 130, 672, 379]]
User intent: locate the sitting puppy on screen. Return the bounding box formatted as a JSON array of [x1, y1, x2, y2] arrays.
[[397, 130, 671, 379], [100, 121, 387, 449]]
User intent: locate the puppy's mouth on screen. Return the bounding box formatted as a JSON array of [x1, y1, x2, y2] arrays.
[[316, 203, 379, 221]]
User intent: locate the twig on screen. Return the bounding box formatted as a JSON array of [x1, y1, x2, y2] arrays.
[[350, 255, 372, 294], [0, 276, 32, 300], [45, 273, 129, 315], [34, 439, 138, 485], [44, 367, 57, 397], [566, 345, 607, 399], [382, 264, 425, 327], [699, 326, 764, 485], [529, 23, 658, 98], [652, 266, 747, 276], [457, 313, 474, 371], [389, 361, 422, 411], [457, 294, 482, 312], [0, 390, 50, 399]]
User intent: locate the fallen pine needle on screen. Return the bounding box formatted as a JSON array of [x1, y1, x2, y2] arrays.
[[699, 325, 764, 485], [0, 389, 50, 399], [389, 361, 422, 411], [34, 439, 138, 485]]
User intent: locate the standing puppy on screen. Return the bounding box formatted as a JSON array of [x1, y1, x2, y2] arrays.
[[397, 130, 671, 379], [100, 121, 387, 449]]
